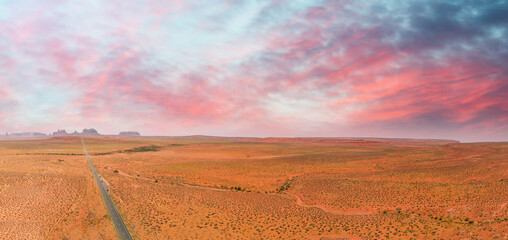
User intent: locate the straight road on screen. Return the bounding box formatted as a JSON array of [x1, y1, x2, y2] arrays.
[[81, 137, 133, 240]]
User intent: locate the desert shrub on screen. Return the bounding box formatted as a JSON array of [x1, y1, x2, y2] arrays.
[[277, 179, 292, 193], [94, 152, 115, 155], [124, 145, 162, 153], [230, 186, 245, 191]]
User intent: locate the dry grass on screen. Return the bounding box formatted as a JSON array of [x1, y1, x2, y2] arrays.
[[0, 138, 117, 239], [87, 138, 507, 239], [1, 136, 506, 239]]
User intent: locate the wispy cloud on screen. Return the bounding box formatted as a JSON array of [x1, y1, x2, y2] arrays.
[[0, 0, 506, 141]]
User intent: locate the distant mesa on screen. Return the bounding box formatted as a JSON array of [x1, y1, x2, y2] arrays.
[[52, 128, 101, 136], [49, 129, 141, 137], [2, 132, 47, 138], [82, 128, 100, 135], [1, 129, 142, 138], [52, 129, 69, 136], [119, 131, 141, 137]]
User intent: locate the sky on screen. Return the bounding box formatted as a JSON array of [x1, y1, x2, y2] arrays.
[[0, 0, 507, 142]]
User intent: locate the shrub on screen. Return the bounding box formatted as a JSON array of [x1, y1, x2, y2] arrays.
[[124, 145, 162, 153]]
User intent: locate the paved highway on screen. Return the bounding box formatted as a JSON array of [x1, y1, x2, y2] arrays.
[[82, 137, 133, 240]]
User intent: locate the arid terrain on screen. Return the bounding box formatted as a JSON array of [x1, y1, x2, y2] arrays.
[[0, 137, 118, 239], [1, 136, 507, 239]]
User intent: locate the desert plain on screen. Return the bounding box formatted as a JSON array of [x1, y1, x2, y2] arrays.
[[0, 136, 506, 239]]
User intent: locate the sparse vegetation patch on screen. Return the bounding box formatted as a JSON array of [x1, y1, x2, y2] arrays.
[[124, 145, 162, 153]]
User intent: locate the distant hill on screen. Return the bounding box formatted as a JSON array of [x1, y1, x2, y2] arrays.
[[157, 136, 459, 145], [119, 131, 141, 136], [1, 132, 47, 138], [251, 137, 459, 145], [0, 131, 460, 144]]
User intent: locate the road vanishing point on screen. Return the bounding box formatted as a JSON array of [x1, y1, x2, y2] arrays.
[[81, 137, 133, 240]]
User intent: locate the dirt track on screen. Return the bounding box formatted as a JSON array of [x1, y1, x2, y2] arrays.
[[286, 192, 373, 216]]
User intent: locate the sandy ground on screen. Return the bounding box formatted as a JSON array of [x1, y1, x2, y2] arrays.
[[90, 138, 507, 239], [0, 137, 507, 239], [0, 139, 117, 239]]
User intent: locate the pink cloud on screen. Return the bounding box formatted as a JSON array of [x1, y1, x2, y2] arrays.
[[0, 0, 505, 141], [342, 59, 506, 127]]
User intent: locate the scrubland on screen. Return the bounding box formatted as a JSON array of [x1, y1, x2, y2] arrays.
[[0, 138, 116, 239], [91, 137, 507, 239], [1, 136, 506, 239]]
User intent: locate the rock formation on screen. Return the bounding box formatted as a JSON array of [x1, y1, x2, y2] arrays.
[[52, 129, 69, 136], [82, 128, 100, 135], [119, 131, 141, 136], [51, 128, 101, 136]]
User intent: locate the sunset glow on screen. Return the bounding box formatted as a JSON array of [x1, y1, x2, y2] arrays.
[[0, 0, 507, 141]]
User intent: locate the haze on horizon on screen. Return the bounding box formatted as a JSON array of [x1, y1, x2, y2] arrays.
[[0, 0, 507, 142]]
